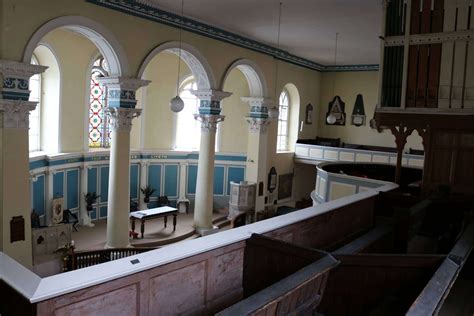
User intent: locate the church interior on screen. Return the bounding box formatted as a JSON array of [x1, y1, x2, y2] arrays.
[[1, 0, 474, 315]]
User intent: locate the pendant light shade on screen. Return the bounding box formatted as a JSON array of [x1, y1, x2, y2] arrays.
[[326, 113, 337, 124], [268, 106, 279, 119], [170, 95, 185, 112]]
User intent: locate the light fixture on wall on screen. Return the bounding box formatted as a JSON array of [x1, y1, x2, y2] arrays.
[[170, 0, 185, 113], [268, 1, 283, 120]]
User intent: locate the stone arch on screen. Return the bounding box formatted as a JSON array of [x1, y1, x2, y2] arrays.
[[221, 59, 268, 98], [23, 15, 127, 76], [138, 41, 216, 90]]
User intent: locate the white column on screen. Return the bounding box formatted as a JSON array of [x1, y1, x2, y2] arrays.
[[139, 161, 148, 210], [79, 165, 94, 227], [0, 60, 47, 267], [98, 77, 150, 249], [191, 89, 231, 236], [242, 97, 272, 215], [44, 170, 54, 226]]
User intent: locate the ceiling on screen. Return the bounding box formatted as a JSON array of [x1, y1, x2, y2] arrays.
[[144, 0, 383, 66]]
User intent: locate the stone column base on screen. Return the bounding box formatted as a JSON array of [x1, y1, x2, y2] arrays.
[[196, 225, 219, 236]]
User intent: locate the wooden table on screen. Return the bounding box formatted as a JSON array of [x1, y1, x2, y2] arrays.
[[130, 206, 178, 239]]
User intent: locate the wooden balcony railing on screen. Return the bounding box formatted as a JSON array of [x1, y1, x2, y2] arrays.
[[68, 247, 155, 271]]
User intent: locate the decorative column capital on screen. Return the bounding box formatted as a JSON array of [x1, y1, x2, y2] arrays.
[[106, 107, 142, 132], [191, 89, 232, 115], [97, 76, 150, 108], [0, 99, 37, 128], [194, 114, 225, 133], [241, 96, 273, 133], [246, 117, 271, 133], [0, 59, 47, 100]]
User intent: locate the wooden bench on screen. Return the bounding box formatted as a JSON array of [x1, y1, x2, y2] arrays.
[[216, 234, 339, 316], [318, 254, 445, 316], [333, 220, 395, 255], [406, 223, 474, 315]]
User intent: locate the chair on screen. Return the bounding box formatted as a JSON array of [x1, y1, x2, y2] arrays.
[[157, 196, 170, 207], [63, 209, 79, 232]]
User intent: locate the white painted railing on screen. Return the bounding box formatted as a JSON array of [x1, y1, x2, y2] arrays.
[[294, 143, 424, 168]]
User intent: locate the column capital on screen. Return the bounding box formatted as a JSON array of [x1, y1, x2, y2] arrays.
[[240, 97, 272, 107], [0, 60, 47, 100], [192, 89, 232, 116], [246, 117, 271, 133], [194, 114, 225, 132], [0, 99, 37, 128], [191, 89, 232, 102], [97, 76, 150, 108], [106, 107, 142, 132], [97, 76, 150, 91]]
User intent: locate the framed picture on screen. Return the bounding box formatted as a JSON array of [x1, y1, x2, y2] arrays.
[[52, 197, 64, 225], [268, 167, 277, 193], [326, 96, 346, 126], [278, 173, 293, 200]]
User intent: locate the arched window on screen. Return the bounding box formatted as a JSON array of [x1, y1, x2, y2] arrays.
[[29, 56, 41, 152], [175, 77, 201, 150], [277, 89, 290, 151], [88, 56, 110, 148]]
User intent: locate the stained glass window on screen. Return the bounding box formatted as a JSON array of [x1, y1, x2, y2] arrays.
[[88, 57, 110, 148], [277, 89, 290, 152], [29, 56, 41, 152]]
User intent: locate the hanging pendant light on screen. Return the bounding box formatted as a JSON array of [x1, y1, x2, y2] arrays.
[[170, 0, 185, 113], [326, 32, 339, 124], [269, 1, 283, 120]]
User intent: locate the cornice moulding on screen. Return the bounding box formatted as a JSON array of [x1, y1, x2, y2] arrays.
[[86, 0, 379, 73]]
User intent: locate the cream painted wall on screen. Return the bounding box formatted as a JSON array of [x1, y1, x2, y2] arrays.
[[34, 45, 60, 153], [221, 68, 250, 153], [40, 29, 98, 152], [141, 52, 191, 150], [318, 71, 423, 151]]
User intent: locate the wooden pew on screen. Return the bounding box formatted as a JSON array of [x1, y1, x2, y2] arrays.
[[333, 220, 395, 255], [407, 223, 474, 315], [216, 234, 339, 316], [318, 254, 445, 316]]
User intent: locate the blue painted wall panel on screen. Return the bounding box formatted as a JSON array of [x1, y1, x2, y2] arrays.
[[66, 169, 79, 209], [87, 167, 98, 194], [164, 164, 178, 198], [213, 166, 225, 195], [100, 206, 108, 218], [130, 164, 139, 199], [187, 165, 198, 194], [32, 175, 45, 216], [227, 167, 245, 195], [53, 171, 64, 198], [100, 166, 109, 202], [89, 208, 97, 220], [148, 164, 161, 197]]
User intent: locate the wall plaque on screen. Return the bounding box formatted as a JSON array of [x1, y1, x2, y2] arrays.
[[10, 216, 25, 243]]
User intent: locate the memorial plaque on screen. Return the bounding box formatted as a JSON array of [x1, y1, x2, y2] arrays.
[[10, 216, 25, 242]]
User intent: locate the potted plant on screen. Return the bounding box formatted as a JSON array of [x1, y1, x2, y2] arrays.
[[140, 185, 156, 203], [84, 192, 100, 212]]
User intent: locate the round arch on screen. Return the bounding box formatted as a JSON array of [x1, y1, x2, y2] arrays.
[[221, 59, 268, 98], [23, 15, 128, 76], [138, 41, 216, 90]]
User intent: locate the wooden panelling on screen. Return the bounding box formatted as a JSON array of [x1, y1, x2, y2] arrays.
[[149, 261, 206, 315], [318, 255, 444, 316], [54, 284, 138, 316]]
